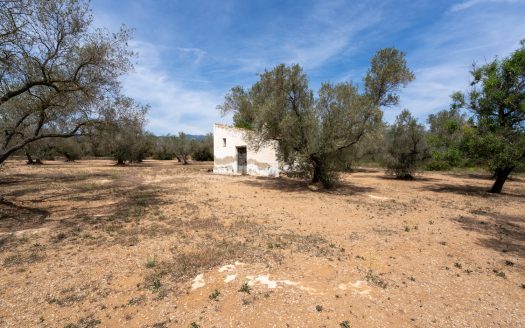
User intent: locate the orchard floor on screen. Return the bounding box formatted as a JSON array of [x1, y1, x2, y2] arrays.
[[0, 159, 524, 328]]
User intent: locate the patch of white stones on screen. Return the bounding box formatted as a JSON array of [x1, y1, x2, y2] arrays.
[[224, 274, 237, 283], [190, 262, 318, 294], [368, 194, 391, 201], [191, 263, 371, 298], [191, 273, 205, 290], [337, 280, 372, 297]]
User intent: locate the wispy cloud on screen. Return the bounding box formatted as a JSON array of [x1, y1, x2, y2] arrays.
[[124, 41, 222, 135], [176, 47, 207, 65], [226, 1, 384, 74], [91, 0, 525, 132], [391, 0, 525, 123], [449, 0, 518, 12]]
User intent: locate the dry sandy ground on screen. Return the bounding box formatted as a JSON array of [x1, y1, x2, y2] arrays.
[[0, 159, 524, 328]]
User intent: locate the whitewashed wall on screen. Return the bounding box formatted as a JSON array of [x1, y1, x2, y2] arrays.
[[213, 124, 280, 177]]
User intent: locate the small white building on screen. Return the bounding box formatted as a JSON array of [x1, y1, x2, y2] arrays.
[[213, 123, 280, 177]]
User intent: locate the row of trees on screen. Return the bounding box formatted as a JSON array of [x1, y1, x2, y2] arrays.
[[384, 41, 525, 193], [1, 1, 522, 194], [0, 0, 213, 168], [0, 0, 147, 165], [152, 133, 213, 163], [219, 42, 525, 193], [18, 129, 213, 165]]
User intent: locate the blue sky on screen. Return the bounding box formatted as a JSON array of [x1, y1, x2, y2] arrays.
[[91, 0, 525, 135]]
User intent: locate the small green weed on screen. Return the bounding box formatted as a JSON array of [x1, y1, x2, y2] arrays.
[[64, 316, 101, 328], [365, 270, 387, 289], [128, 296, 145, 306], [238, 282, 251, 294], [493, 269, 506, 278], [340, 320, 351, 328], [209, 289, 220, 301], [145, 258, 157, 268]]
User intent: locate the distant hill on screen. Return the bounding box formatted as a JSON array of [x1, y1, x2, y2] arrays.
[[149, 133, 210, 140], [186, 134, 207, 141]]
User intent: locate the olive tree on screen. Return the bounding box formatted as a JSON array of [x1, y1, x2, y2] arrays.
[[219, 48, 414, 187], [23, 138, 54, 164], [152, 135, 176, 160], [191, 133, 213, 161], [0, 0, 135, 164], [173, 132, 191, 164], [452, 40, 525, 193], [426, 108, 468, 170], [52, 137, 84, 162], [100, 97, 149, 165], [384, 110, 429, 179]]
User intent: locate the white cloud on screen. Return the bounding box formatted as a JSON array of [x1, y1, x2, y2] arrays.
[[449, 0, 518, 12], [393, 1, 525, 124], [227, 1, 383, 74], [390, 64, 471, 123], [123, 41, 223, 135], [176, 47, 208, 65]]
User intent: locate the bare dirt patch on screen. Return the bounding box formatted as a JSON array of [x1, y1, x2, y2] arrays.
[[0, 159, 523, 327]]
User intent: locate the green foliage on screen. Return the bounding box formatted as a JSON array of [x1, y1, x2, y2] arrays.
[[54, 137, 84, 162], [191, 133, 213, 161], [100, 98, 150, 165], [365, 48, 416, 107], [426, 108, 468, 170], [209, 289, 221, 301], [0, 0, 136, 165], [384, 110, 429, 179], [145, 257, 157, 268], [152, 133, 213, 162], [172, 132, 192, 164], [340, 320, 351, 328], [219, 48, 414, 188], [152, 135, 177, 160], [218, 86, 255, 129], [22, 139, 55, 164], [238, 281, 251, 294], [452, 40, 525, 192]]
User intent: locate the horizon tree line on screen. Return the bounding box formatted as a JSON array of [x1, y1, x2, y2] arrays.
[[1, 1, 523, 193]]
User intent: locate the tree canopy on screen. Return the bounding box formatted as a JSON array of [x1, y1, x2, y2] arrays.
[[0, 0, 141, 164], [426, 108, 468, 170], [384, 110, 429, 179], [452, 40, 525, 193], [219, 48, 414, 187]]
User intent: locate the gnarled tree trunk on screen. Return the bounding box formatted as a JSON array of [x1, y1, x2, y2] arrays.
[[310, 155, 333, 188], [490, 167, 514, 193], [25, 151, 34, 165]]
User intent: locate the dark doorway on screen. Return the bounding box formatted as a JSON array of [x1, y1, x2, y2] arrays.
[[237, 146, 247, 174]]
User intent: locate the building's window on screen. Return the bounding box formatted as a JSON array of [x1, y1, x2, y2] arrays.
[[222, 138, 226, 147]]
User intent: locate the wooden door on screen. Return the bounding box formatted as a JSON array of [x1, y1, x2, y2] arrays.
[[237, 146, 247, 174]]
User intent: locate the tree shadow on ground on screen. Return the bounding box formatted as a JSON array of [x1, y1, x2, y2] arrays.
[[0, 198, 50, 232], [447, 172, 524, 182], [376, 174, 438, 182], [349, 167, 382, 173], [0, 170, 167, 235], [419, 183, 525, 198], [453, 212, 525, 259], [0, 172, 119, 200], [240, 176, 375, 195]]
